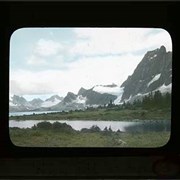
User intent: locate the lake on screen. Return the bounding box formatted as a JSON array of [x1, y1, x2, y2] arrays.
[[9, 119, 170, 132]]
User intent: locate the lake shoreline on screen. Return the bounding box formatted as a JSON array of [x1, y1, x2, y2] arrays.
[[9, 108, 171, 121], [9, 119, 171, 132], [9, 119, 169, 122]]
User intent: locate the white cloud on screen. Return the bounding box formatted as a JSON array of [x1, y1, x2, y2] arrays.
[[10, 70, 60, 95], [10, 28, 172, 98], [10, 80, 24, 96], [71, 54, 143, 86], [25, 39, 65, 69], [145, 29, 172, 52], [10, 54, 142, 96], [71, 28, 172, 56], [27, 54, 47, 65], [34, 39, 63, 57]]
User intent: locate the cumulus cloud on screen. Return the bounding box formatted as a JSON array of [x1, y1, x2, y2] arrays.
[[34, 39, 63, 57], [26, 39, 67, 68], [145, 29, 172, 52], [10, 80, 24, 96], [10, 28, 172, 97], [71, 28, 172, 56], [26, 54, 67, 69], [27, 54, 47, 65], [25, 38, 65, 68], [10, 70, 60, 95], [10, 53, 143, 96]]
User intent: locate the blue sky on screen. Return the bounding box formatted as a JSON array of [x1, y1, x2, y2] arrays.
[[10, 28, 172, 100]]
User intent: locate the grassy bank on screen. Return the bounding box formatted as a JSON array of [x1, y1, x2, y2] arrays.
[[9, 128, 170, 147], [9, 107, 171, 121]]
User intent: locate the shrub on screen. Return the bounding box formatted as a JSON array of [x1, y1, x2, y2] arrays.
[[81, 128, 90, 133], [36, 121, 52, 129], [80, 125, 101, 133], [89, 125, 101, 132], [52, 122, 74, 132], [52, 121, 63, 129]]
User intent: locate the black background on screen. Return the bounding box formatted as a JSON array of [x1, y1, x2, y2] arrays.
[[0, 1, 180, 179]]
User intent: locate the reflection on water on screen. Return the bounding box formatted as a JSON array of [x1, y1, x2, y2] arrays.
[[9, 120, 170, 132], [124, 120, 170, 132]]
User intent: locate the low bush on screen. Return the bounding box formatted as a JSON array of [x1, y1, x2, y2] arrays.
[[36, 121, 52, 129], [52, 121, 74, 132], [34, 121, 75, 132]]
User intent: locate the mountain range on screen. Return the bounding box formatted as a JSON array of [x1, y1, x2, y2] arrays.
[[9, 45, 172, 112]]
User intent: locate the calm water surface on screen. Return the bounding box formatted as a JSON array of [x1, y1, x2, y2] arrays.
[[9, 119, 170, 132]]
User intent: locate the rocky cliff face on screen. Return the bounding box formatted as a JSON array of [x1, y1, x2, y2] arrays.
[[9, 95, 32, 112], [51, 87, 117, 111], [63, 92, 78, 104], [78, 87, 117, 105], [120, 46, 172, 102], [29, 98, 44, 108]]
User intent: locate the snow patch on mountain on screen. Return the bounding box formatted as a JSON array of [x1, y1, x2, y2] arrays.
[[9, 102, 18, 107], [9, 94, 17, 106], [93, 85, 123, 96], [113, 87, 124, 105], [41, 97, 62, 107], [86, 104, 99, 108], [147, 73, 161, 87], [122, 83, 172, 104], [149, 54, 157, 60], [124, 95, 132, 103], [74, 95, 87, 104], [156, 83, 172, 94]]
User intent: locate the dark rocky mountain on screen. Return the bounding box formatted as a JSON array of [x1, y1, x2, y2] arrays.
[[10, 95, 28, 106], [78, 87, 87, 95], [63, 92, 78, 104], [51, 87, 117, 111], [40, 95, 63, 108], [120, 46, 172, 102], [78, 87, 117, 105], [51, 92, 84, 111], [45, 95, 63, 102], [9, 95, 32, 112], [9, 94, 63, 112], [29, 98, 43, 108]]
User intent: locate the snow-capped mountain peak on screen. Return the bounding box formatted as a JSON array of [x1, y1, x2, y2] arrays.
[[120, 45, 172, 102], [41, 95, 63, 108]]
